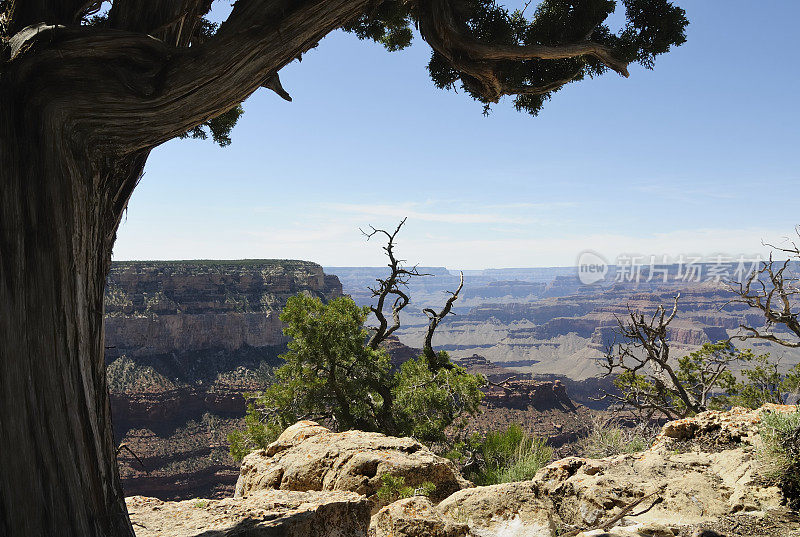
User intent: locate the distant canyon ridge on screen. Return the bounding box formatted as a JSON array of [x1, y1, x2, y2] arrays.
[[327, 264, 797, 379], [104, 259, 797, 501]]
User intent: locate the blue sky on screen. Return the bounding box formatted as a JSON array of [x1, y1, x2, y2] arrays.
[[112, 1, 800, 269]]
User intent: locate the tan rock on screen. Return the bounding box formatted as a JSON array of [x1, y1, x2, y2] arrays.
[[547, 407, 792, 528], [437, 481, 557, 537], [437, 406, 795, 537], [127, 489, 370, 537], [576, 523, 679, 537], [235, 421, 470, 512], [127, 406, 798, 537], [370, 496, 469, 537], [277, 420, 330, 444], [654, 404, 795, 447]]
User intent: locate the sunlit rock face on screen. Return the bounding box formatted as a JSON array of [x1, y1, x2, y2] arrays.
[[127, 490, 370, 537], [131, 406, 797, 537], [235, 420, 471, 514], [435, 405, 796, 537], [105, 260, 342, 359]]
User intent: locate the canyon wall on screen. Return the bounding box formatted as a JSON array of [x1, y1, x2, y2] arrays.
[[105, 260, 342, 500], [108, 261, 799, 500]]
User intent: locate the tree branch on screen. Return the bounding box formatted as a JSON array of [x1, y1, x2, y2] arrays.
[[416, 0, 629, 102], [603, 294, 706, 419], [365, 218, 430, 349], [108, 0, 213, 47], [5, 0, 88, 33], [731, 242, 800, 346], [5, 0, 373, 154], [423, 271, 463, 369]]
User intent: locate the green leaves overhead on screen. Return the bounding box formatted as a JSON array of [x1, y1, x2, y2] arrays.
[[179, 104, 244, 147], [52, 0, 687, 147], [343, 1, 415, 51], [346, 0, 688, 115]]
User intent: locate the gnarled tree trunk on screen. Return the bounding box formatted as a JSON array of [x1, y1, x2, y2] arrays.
[[0, 3, 371, 535], [0, 82, 147, 535]]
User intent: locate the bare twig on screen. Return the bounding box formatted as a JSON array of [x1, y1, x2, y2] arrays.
[[423, 271, 464, 369], [116, 443, 146, 471], [363, 218, 431, 350], [561, 490, 663, 537], [730, 238, 800, 347]]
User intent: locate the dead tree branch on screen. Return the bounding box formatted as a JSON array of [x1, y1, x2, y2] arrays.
[[116, 442, 146, 471], [730, 235, 800, 347], [363, 218, 431, 350], [601, 294, 709, 419], [561, 490, 664, 537], [422, 270, 464, 369]]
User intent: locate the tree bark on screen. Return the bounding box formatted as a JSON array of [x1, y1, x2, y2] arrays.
[[0, 3, 371, 535], [0, 79, 147, 535]]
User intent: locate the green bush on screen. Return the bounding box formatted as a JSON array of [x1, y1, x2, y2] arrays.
[[579, 418, 657, 459], [728, 355, 800, 409], [376, 474, 436, 503], [228, 294, 484, 461], [758, 409, 800, 509], [611, 341, 748, 419], [609, 336, 800, 419], [452, 424, 552, 486], [393, 353, 485, 444]]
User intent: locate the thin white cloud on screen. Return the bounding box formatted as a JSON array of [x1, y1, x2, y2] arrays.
[[324, 202, 540, 225], [632, 181, 741, 202], [114, 218, 791, 271], [394, 227, 784, 269], [483, 201, 580, 210]]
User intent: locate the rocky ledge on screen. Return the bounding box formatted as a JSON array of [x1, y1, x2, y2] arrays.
[[234, 420, 470, 513], [483, 379, 574, 411], [129, 405, 800, 537], [127, 490, 370, 537]]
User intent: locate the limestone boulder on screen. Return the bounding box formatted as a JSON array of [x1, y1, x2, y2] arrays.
[[437, 481, 557, 537], [127, 489, 370, 537], [370, 496, 469, 537], [235, 421, 470, 511]]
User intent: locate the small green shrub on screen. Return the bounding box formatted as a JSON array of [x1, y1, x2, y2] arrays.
[[194, 500, 208, 508], [579, 418, 657, 459], [727, 355, 800, 409], [106, 355, 176, 393], [457, 424, 552, 486], [758, 409, 800, 509], [376, 474, 436, 503]]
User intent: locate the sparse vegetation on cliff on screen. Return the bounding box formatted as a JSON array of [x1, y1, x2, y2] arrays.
[[603, 292, 800, 420], [447, 424, 552, 485], [728, 355, 800, 409], [578, 417, 657, 459], [603, 295, 758, 419], [107, 356, 177, 393], [758, 409, 800, 510]]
